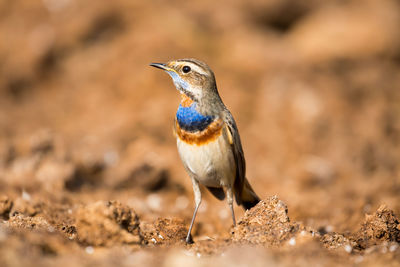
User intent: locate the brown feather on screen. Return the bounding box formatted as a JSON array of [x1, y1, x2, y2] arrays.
[[224, 111, 260, 209]]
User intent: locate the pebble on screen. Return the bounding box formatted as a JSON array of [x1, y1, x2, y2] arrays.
[[85, 246, 94, 254], [344, 244, 352, 253]]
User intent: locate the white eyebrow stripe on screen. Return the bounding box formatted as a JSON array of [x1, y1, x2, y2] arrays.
[[186, 62, 208, 76]]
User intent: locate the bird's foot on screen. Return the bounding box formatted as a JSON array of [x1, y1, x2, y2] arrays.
[[185, 234, 194, 244]]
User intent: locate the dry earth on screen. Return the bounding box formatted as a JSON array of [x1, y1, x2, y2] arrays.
[[1, 0, 400, 266]]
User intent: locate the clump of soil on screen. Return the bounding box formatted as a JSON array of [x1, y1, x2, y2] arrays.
[[232, 196, 298, 245], [352, 205, 400, 250], [320, 233, 355, 250], [320, 205, 400, 254], [74, 201, 141, 246]]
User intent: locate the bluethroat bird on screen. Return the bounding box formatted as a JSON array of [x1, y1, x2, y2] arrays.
[[150, 59, 260, 243]]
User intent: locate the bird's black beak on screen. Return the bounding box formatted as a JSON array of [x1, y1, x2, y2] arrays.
[[149, 63, 167, 70]]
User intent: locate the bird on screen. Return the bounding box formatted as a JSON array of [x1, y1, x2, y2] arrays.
[[150, 58, 260, 243]]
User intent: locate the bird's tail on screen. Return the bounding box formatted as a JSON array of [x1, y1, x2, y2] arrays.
[[239, 178, 260, 210]]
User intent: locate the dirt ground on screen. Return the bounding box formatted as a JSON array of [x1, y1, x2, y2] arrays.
[[1, 0, 400, 266]]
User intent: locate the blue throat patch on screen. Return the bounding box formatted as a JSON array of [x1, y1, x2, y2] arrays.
[[176, 103, 215, 132]]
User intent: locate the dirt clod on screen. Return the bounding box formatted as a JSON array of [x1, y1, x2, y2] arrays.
[[351, 205, 400, 250], [75, 201, 141, 246], [320, 233, 356, 250], [232, 196, 297, 245]]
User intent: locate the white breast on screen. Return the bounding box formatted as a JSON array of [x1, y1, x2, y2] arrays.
[[176, 133, 236, 188]]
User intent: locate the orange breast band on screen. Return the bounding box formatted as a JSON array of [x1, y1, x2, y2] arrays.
[[176, 118, 224, 145]]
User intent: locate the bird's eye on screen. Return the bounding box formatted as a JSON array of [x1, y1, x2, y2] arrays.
[[182, 66, 191, 73]]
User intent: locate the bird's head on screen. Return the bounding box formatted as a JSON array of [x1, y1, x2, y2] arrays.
[[150, 59, 218, 103]]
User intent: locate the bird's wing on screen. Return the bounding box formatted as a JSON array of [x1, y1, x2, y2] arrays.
[[223, 110, 246, 205]]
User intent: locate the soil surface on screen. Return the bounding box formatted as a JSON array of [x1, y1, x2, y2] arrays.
[[1, 0, 400, 266]]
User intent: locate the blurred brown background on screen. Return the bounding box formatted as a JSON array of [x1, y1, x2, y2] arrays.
[[1, 0, 400, 265]]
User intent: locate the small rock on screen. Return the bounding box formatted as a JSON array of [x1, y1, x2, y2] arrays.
[[21, 191, 31, 201], [85, 246, 94, 254], [344, 244, 353, 253], [389, 243, 398, 252]]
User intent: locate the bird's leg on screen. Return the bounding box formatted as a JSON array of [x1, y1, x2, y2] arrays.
[[186, 177, 202, 244], [226, 187, 236, 227]]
